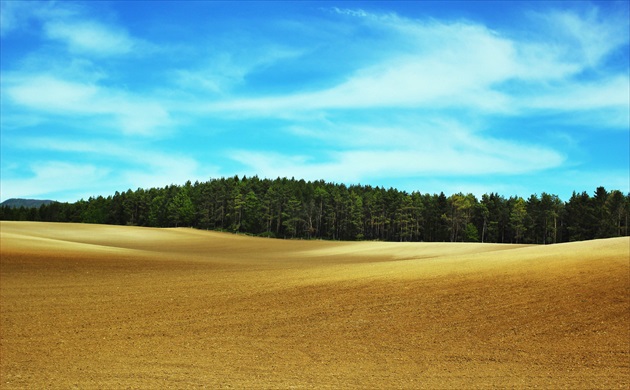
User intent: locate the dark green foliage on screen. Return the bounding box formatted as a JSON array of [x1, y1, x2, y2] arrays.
[[1, 178, 627, 243], [168, 187, 195, 227]]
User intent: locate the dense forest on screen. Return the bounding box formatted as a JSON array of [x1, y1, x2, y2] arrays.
[[2, 176, 629, 244]]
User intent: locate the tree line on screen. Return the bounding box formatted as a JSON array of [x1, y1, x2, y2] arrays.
[[2, 176, 628, 243]]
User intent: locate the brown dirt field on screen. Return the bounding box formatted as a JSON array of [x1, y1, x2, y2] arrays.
[[1, 221, 628, 389]]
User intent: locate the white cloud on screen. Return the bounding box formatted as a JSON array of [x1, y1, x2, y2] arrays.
[[230, 145, 564, 186], [0, 0, 80, 36], [535, 7, 630, 68], [514, 74, 630, 129], [173, 44, 305, 95], [1, 138, 217, 202], [1, 0, 148, 56], [6, 75, 99, 112], [331, 8, 370, 19], [15, 138, 200, 176], [0, 161, 109, 201], [525, 75, 630, 111], [44, 20, 136, 56], [205, 21, 518, 114], [3, 74, 171, 135], [203, 8, 628, 121], [231, 119, 565, 184]]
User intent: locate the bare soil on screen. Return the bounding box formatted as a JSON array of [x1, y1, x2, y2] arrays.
[[1, 221, 628, 389]]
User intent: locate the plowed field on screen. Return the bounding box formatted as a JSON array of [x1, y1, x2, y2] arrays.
[[1, 221, 628, 388]]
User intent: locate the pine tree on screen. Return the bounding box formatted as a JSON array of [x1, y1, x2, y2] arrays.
[[510, 197, 527, 243], [168, 188, 194, 227]]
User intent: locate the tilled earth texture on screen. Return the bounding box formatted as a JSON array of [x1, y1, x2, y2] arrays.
[[1, 221, 628, 389]]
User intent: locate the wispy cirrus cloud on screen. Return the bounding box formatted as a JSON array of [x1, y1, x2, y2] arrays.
[[44, 20, 137, 56], [231, 119, 565, 184], [1, 137, 216, 201], [231, 144, 563, 184], [0, 161, 109, 201], [524, 75, 630, 111], [3, 73, 172, 135], [1, 0, 143, 56], [0, 0, 81, 36], [203, 21, 517, 113], [173, 45, 304, 94], [17, 137, 203, 176], [532, 6, 630, 68], [202, 7, 628, 123]]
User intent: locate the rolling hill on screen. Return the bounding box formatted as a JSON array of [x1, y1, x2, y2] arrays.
[[0, 198, 56, 208], [1, 221, 628, 388]]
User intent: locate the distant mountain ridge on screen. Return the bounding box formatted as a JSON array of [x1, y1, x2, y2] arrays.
[[0, 198, 57, 208]]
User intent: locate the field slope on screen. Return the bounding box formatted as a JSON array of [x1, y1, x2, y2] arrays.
[[1, 221, 628, 389]]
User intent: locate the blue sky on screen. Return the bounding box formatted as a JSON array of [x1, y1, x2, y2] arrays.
[[1, 1, 628, 202]]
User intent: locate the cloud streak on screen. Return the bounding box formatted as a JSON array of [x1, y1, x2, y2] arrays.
[[3, 73, 172, 135], [1, 137, 214, 201], [231, 118, 565, 185], [44, 20, 137, 56], [202, 8, 628, 123], [1, 161, 109, 201]]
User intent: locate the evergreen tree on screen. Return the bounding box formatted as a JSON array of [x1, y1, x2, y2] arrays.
[[565, 191, 597, 241], [282, 196, 303, 238], [510, 197, 527, 243], [606, 190, 626, 237], [168, 188, 194, 227]]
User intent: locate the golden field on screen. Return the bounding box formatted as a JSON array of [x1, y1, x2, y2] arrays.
[[1, 221, 628, 389]]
